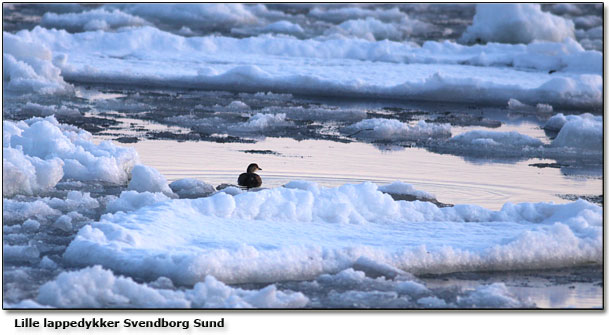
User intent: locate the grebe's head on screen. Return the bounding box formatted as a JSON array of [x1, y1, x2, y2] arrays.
[[247, 163, 262, 173]]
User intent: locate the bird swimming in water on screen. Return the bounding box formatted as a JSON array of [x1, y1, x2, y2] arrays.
[[238, 163, 262, 189]]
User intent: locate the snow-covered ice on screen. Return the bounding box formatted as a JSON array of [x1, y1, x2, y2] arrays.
[[3, 116, 139, 197], [3, 31, 72, 94], [431, 112, 602, 161], [105, 191, 170, 214], [35, 265, 308, 308], [3, 21, 601, 108], [169, 178, 216, 199], [544, 113, 603, 151], [128, 164, 175, 196], [63, 181, 601, 286], [460, 4, 574, 44]]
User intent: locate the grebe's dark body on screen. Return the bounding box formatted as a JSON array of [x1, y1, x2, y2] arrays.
[[238, 163, 262, 189]]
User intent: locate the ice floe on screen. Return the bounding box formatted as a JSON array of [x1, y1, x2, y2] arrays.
[[282, 268, 533, 308], [102, 3, 290, 33], [127, 164, 175, 197], [230, 113, 293, 133], [343, 119, 451, 142], [169, 179, 216, 199], [4, 26, 601, 108], [507, 99, 553, 113], [35, 265, 308, 308], [549, 113, 603, 150], [63, 181, 601, 286], [3, 31, 72, 94], [432, 111, 602, 161], [105, 191, 171, 214], [25, 263, 536, 308], [324, 16, 432, 41], [460, 4, 575, 44], [41, 8, 148, 31], [3, 146, 64, 197], [3, 191, 99, 225], [442, 130, 544, 155], [3, 116, 139, 197]]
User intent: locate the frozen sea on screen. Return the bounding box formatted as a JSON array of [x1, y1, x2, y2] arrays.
[[2, 3, 603, 309]]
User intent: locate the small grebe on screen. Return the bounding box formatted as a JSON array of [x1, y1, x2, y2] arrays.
[[238, 163, 262, 189]]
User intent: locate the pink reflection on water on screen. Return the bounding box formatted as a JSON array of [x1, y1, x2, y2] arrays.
[[120, 137, 600, 210]]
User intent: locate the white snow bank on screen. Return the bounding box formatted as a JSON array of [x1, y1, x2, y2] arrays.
[[550, 113, 602, 150], [169, 178, 216, 199], [64, 181, 602, 285], [3, 116, 139, 196], [36, 265, 308, 308], [460, 4, 575, 44], [41, 8, 148, 31], [128, 165, 175, 196], [344, 119, 451, 141], [3, 31, 71, 94], [378, 181, 435, 200]]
